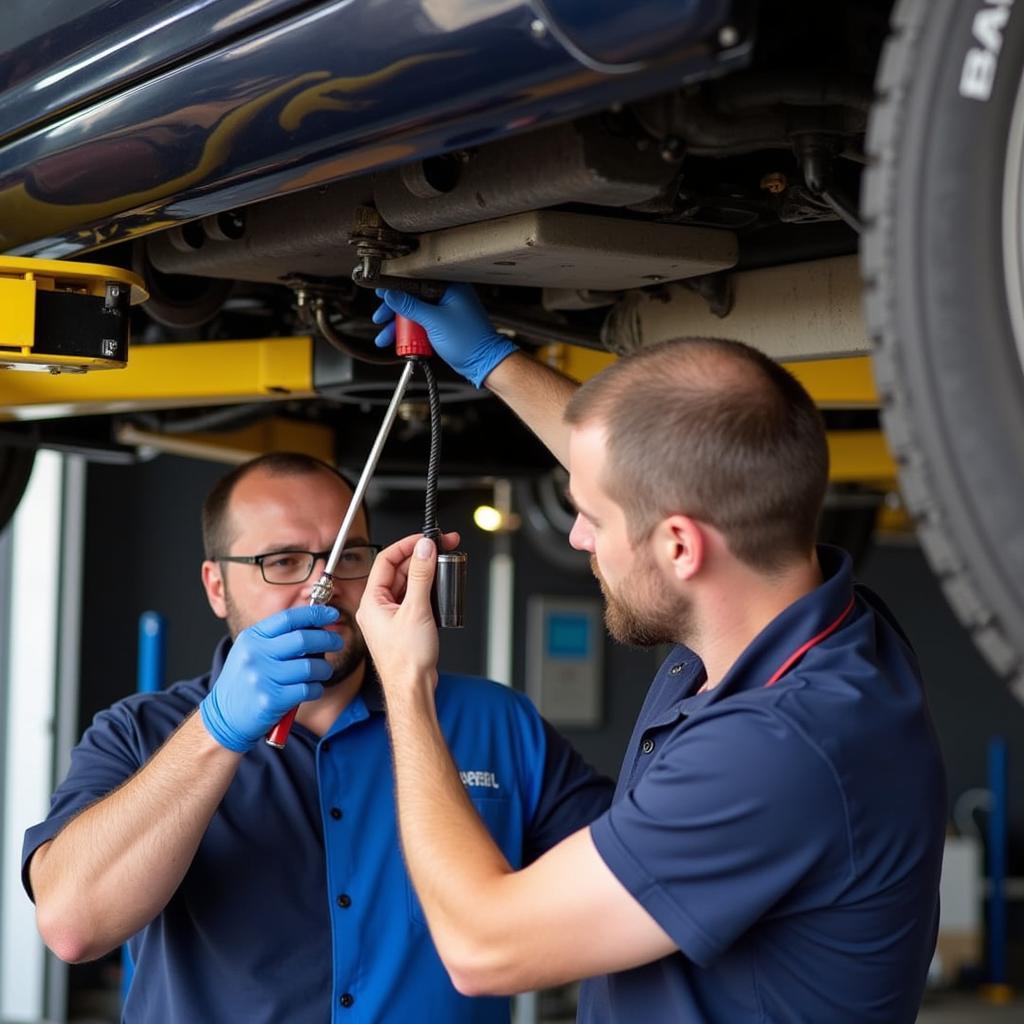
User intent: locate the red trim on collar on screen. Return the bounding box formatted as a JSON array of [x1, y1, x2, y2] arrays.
[[763, 594, 856, 688]]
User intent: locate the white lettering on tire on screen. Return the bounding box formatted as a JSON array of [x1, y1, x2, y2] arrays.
[[961, 0, 1015, 102]]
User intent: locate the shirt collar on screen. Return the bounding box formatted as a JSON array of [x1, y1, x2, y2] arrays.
[[697, 544, 855, 703]]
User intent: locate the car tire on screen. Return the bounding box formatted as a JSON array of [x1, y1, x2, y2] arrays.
[[515, 468, 590, 573], [0, 445, 35, 534], [819, 492, 881, 570], [863, 0, 1024, 699]]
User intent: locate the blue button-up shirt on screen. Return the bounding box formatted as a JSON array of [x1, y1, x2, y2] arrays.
[[580, 546, 947, 1024], [24, 645, 612, 1023]]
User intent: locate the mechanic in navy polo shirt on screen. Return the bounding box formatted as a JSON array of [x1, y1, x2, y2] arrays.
[[22, 451, 613, 1023], [366, 285, 948, 1024]]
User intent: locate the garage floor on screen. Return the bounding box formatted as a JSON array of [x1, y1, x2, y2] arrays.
[[916, 995, 1024, 1022], [68, 990, 1024, 1023], [65, 984, 1024, 1023], [542, 993, 1024, 1023]]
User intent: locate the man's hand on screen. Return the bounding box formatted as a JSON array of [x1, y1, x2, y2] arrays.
[[377, 281, 577, 467], [373, 283, 518, 389], [199, 605, 341, 752], [356, 532, 460, 694]]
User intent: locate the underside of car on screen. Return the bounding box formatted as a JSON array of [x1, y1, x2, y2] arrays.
[[1, 1, 881, 458]]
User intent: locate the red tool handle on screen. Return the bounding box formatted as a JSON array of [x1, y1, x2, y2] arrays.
[[395, 314, 433, 357], [266, 706, 297, 749]]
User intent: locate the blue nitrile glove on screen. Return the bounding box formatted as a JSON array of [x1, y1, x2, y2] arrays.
[[372, 282, 518, 389], [199, 605, 342, 752]]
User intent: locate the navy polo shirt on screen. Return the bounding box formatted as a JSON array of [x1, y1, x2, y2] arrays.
[[23, 647, 612, 1023], [580, 546, 946, 1024]]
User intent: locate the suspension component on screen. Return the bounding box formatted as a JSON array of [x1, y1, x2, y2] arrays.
[[347, 204, 445, 298]]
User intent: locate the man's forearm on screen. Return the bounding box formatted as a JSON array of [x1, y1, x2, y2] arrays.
[[31, 711, 241, 962], [484, 352, 579, 468], [385, 678, 517, 979]]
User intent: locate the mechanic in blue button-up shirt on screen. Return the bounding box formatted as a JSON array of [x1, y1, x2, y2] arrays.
[[364, 287, 948, 1024], [22, 452, 612, 1023]]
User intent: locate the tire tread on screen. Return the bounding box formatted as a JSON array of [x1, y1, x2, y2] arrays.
[[861, 0, 1022, 680]]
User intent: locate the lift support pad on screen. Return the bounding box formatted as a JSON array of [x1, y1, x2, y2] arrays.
[[0, 256, 146, 372]]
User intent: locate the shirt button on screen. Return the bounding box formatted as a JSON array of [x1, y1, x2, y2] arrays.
[[337, 893, 352, 909], [330, 807, 343, 820], [641, 738, 655, 755], [321, 741, 332, 753], [669, 664, 684, 675], [339, 993, 354, 1008]]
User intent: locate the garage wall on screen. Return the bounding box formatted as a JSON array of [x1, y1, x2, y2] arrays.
[[79, 455, 224, 722]]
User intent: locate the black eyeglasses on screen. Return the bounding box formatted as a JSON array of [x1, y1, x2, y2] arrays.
[[216, 545, 381, 585]]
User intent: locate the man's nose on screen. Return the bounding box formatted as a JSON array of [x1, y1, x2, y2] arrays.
[[568, 514, 593, 553]]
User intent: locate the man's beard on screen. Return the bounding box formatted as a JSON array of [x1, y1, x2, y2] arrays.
[[224, 590, 368, 687], [591, 555, 695, 648]]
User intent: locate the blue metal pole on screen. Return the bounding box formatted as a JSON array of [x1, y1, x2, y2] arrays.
[[986, 736, 1008, 988], [123, 611, 166, 1003], [137, 610, 166, 694]]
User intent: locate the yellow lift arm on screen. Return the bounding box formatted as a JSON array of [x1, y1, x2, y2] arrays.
[[0, 337, 317, 421], [0, 271, 896, 489]]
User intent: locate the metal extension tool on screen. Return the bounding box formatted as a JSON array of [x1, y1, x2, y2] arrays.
[[266, 314, 466, 749]]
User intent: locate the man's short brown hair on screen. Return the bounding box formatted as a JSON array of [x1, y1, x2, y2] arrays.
[[564, 337, 829, 573], [201, 452, 362, 560]]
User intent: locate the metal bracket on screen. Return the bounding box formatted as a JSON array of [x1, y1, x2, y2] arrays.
[[347, 205, 445, 298]]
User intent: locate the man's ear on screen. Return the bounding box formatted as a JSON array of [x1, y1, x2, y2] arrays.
[[655, 515, 705, 582], [202, 560, 228, 619]]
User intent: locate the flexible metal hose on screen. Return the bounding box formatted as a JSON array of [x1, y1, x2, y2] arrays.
[[417, 357, 442, 544]]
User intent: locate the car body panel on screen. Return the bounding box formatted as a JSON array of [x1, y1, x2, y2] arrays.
[[0, 0, 314, 142], [0, 0, 750, 259], [537, 0, 738, 67]]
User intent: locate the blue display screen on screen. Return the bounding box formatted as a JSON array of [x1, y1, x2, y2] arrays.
[[546, 613, 590, 659]]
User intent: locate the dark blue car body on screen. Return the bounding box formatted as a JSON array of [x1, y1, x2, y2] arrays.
[[0, 0, 750, 258]]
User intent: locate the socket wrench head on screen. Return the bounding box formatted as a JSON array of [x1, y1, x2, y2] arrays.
[[433, 551, 468, 628], [309, 573, 335, 606]]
